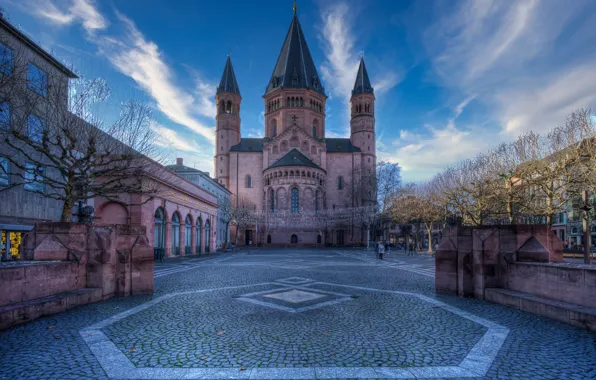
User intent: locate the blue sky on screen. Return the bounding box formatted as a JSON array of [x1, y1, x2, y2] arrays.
[[3, 0, 596, 181]]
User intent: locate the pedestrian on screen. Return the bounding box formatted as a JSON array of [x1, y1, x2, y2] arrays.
[[408, 242, 414, 256], [385, 241, 390, 254], [378, 241, 384, 260]]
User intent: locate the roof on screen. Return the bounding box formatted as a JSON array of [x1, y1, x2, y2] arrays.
[[268, 149, 322, 170], [352, 56, 373, 96], [229, 138, 263, 152], [264, 11, 325, 96], [0, 16, 78, 79], [165, 164, 202, 173], [216, 55, 240, 96], [325, 138, 362, 153]]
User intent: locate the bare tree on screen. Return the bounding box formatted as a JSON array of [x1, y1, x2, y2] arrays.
[[0, 55, 164, 221], [230, 196, 256, 244]]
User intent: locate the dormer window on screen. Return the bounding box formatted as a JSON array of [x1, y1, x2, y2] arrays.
[[312, 76, 319, 90], [292, 68, 299, 86]]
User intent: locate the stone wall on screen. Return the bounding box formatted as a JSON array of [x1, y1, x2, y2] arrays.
[[0, 222, 153, 329], [435, 225, 596, 331]]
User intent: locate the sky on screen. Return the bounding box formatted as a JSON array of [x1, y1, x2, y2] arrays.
[[2, 0, 596, 182]]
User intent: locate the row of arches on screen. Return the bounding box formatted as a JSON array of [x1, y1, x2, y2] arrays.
[[310, 99, 322, 113], [271, 140, 318, 157], [154, 208, 211, 258], [352, 102, 372, 115], [264, 169, 325, 186], [218, 99, 239, 115], [266, 186, 325, 213], [267, 98, 281, 113], [268, 118, 321, 139]]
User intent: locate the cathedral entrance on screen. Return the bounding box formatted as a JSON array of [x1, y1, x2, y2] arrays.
[[337, 230, 344, 246], [245, 230, 253, 245], [291, 234, 298, 244]]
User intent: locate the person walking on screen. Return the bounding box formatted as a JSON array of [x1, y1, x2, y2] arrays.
[[385, 241, 390, 254]]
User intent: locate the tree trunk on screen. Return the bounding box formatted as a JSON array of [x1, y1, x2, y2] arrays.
[[61, 202, 74, 222], [425, 223, 433, 253]]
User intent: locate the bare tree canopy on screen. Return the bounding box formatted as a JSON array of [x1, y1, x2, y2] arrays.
[[0, 41, 165, 221]]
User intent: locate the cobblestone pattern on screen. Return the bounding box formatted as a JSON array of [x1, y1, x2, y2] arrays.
[[0, 248, 594, 379], [102, 283, 485, 369]]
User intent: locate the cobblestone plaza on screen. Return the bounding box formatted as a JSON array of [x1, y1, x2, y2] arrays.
[[1, 249, 595, 379]]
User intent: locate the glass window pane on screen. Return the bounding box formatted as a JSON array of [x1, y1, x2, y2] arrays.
[[24, 163, 44, 192], [0, 43, 12, 76], [0, 102, 9, 129], [28, 64, 48, 96], [0, 157, 8, 185], [27, 114, 45, 143]]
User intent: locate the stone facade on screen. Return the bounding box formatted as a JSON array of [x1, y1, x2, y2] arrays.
[[214, 9, 377, 246]]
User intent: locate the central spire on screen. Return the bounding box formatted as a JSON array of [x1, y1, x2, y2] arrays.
[[217, 54, 240, 96], [264, 5, 325, 96]]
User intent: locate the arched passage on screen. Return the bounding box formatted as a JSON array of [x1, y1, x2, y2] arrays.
[[154, 208, 165, 261], [185, 214, 192, 255], [172, 212, 181, 256], [196, 217, 202, 254], [205, 219, 211, 253]]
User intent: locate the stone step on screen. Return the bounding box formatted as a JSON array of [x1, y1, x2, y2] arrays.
[[0, 288, 103, 330], [485, 288, 596, 332]]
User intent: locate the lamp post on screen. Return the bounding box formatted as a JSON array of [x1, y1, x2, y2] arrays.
[[579, 190, 592, 264]]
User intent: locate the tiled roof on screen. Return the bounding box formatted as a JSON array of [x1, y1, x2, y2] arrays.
[[229, 138, 263, 152], [352, 56, 374, 96], [216, 55, 240, 95], [264, 12, 325, 96], [325, 138, 362, 153], [268, 149, 322, 170]]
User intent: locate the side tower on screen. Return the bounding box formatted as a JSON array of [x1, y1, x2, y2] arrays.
[[350, 57, 376, 202], [263, 5, 326, 139], [215, 55, 241, 189]]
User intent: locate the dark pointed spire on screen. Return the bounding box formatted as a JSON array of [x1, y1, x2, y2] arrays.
[[217, 54, 240, 96], [352, 56, 374, 96], [265, 9, 325, 96]]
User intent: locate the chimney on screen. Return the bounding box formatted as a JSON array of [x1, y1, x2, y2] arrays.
[[176, 158, 183, 165]]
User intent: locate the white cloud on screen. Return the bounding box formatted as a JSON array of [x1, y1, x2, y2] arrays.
[[35, 0, 107, 33], [151, 123, 202, 153], [95, 12, 216, 144], [319, 2, 400, 102], [422, 0, 596, 136]]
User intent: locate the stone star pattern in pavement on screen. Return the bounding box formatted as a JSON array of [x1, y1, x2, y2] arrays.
[[0, 248, 595, 379]]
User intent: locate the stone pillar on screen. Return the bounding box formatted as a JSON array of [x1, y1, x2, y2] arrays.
[[180, 222, 186, 256], [165, 222, 172, 258]]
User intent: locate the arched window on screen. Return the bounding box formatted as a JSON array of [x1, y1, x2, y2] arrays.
[[205, 219, 211, 253], [273, 145, 279, 154], [291, 188, 299, 213], [172, 212, 181, 256], [196, 217, 202, 254], [317, 235, 322, 244], [312, 125, 317, 137], [271, 119, 277, 137], [300, 97, 304, 107], [591, 225, 596, 233], [337, 176, 344, 190], [185, 215, 192, 254], [154, 208, 165, 261], [571, 227, 578, 234], [281, 141, 288, 152], [315, 190, 319, 213], [246, 175, 252, 188], [291, 234, 298, 244], [225, 101, 232, 114]]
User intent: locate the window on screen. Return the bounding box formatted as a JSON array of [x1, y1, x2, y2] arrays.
[[246, 175, 252, 188], [337, 176, 343, 190], [571, 227, 578, 234], [0, 102, 9, 129], [291, 188, 299, 213], [0, 43, 12, 76], [28, 64, 48, 96], [24, 163, 44, 192], [27, 114, 45, 143], [312, 125, 316, 137], [172, 213, 181, 256], [0, 157, 9, 185], [315, 190, 319, 212], [273, 125, 277, 137]]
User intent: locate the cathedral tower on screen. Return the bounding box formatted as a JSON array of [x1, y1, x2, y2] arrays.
[[350, 56, 376, 171], [350, 56, 376, 205], [215, 55, 241, 189], [263, 5, 326, 140]]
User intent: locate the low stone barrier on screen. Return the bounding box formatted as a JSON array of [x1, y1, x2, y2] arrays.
[[435, 225, 596, 332], [0, 223, 153, 329]]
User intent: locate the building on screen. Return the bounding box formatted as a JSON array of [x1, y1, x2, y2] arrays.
[[166, 158, 231, 249], [214, 6, 377, 246], [0, 14, 218, 261], [0, 14, 77, 260]]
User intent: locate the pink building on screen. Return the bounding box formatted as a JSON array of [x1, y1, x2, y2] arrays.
[[214, 8, 377, 246], [94, 171, 219, 260]]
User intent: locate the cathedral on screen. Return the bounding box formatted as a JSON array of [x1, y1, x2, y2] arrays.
[[214, 5, 376, 246]]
